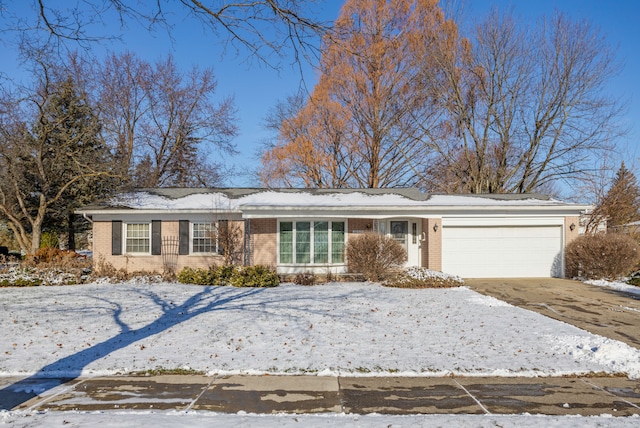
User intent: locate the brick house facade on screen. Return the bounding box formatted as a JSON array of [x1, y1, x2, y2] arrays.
[[78, 188, 589, 279]]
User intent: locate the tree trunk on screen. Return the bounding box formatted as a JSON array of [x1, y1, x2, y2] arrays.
[[68, 210, 76, 251]]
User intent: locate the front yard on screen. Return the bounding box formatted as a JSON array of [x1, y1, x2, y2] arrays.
[[2, 281, 639, 379]]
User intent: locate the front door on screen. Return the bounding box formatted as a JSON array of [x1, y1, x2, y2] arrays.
[[389, 219, 420, 267], [390, 221, 408, 253]]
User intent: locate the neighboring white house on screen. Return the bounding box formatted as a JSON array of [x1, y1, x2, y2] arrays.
[[77, 188, 590, 279]]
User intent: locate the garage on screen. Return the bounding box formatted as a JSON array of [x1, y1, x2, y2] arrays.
[[441, 225, 563, 278]]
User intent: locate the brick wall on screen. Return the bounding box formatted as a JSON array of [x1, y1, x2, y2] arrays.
[[422, 218, 442, 271], [348, 218, 372, 235], [565, 216, 580, 245], [250, 218, 277, 267], [92, 220, 236, 274]]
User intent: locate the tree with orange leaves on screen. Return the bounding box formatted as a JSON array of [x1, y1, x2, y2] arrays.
[[261, 0, 460, 188]]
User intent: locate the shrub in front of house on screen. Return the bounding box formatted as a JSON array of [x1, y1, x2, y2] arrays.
[[384, 267, 464, 288], [293, 271, 316, 286], [345, 232, 407, 282], [228, 265, 279, 288], [178, 265, 279, 287], [565, 233, 640, 280], [177, 266, 218, 285]]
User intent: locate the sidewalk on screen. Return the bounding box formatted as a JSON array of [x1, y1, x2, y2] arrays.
[[2, 374, 639, 416]]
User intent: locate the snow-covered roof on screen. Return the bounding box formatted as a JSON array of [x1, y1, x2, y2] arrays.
[[77, 187, 590, 217]]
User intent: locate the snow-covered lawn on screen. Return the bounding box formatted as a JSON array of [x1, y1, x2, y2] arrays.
[[1, 281, 639, 378], [2, 280, 640, 427]]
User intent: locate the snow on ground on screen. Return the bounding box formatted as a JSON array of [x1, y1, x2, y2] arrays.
[[586, 279, 640, 297], [2, 281, 640, 427], [1, 410, 639, 428], [1, 282, 639, 378]]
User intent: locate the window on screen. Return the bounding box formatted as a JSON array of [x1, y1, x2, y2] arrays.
[[126, 223, 150, 253], [192, 223, 216, 253], [279, 220, 345, 265], [280, 222, 293, 263]]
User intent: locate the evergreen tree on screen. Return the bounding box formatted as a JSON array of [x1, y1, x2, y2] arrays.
[[598, 163, 640, 229], [0, 69, 115, 253], [40, 76, 117, 249]]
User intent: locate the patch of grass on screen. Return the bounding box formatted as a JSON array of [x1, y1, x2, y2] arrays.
[[0, 278, 43, 287], [130, 367, 205, 376], [562, 371, 629, 378]]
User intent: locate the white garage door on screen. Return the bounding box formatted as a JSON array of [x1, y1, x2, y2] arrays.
[[442, 226, 563, 278]]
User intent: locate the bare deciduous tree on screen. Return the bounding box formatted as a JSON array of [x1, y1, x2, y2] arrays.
[[422, 10, 624, 194], [95, 52, 238, 188], [134, 55, 238, 187], [0, 0, 330, 67]]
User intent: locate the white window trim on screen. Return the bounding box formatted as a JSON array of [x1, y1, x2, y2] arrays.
[[123, 222, 151, 255], [190, 222, 219, 255], [277, 219, 347, 266]]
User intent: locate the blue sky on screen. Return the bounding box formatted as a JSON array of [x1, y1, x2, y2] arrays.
[[1, 1, 638, 188]]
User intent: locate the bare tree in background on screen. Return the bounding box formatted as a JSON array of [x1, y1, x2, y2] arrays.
[[93, 52, 238, 188], [422, 10, 624, 194], [132, 55, 237, 187], [0, 0, 330, 67]]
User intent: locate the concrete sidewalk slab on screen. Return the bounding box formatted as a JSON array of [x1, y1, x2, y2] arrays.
[[2, 374, 638, 417], [339, 377, 483, 414], [194, 375, 341, 413], [12, 375, 212, 412], [455, 377, 640, 416]]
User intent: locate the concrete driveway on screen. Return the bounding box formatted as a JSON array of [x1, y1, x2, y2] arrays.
[[465, 278, 640, 349]]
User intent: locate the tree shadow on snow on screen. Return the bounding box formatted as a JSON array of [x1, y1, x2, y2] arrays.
[[0, 285, 265, 410]]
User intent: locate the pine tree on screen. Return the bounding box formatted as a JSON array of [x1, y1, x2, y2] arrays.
[[599, 163, 640, 229], [0, 71, 115, 253]]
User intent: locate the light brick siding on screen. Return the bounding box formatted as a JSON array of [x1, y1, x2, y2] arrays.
[[348, 218, 372, 235], [565, 216, 580, 245], [249, 218, 277, 267], [421, 218, 442, 271], [92, 220, 243, 274]]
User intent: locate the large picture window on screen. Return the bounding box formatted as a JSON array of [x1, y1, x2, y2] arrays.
[[125, 223, 150, 253], [279, 220, 345, 265]]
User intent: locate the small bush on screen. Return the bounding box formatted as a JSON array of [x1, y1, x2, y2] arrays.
[[628, 276, 640, 287], [345, 232, 407, 282], [565, 233, 640, 280], [25, 247, 88, 269], [228, 265, 279, 288], [384, 267, 464, 288], [40, 231, 60, 249], [294, 271, 316, 286], [177, 266, 214, 285]]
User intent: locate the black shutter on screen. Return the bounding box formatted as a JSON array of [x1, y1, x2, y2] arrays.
[[179, 220, 189, 255], [151, 220, 162, 255], [112, 220, 122, 255]]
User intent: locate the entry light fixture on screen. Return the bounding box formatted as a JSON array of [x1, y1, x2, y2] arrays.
[[570, 223, 576, 231], [433, 223, 439, 232]]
